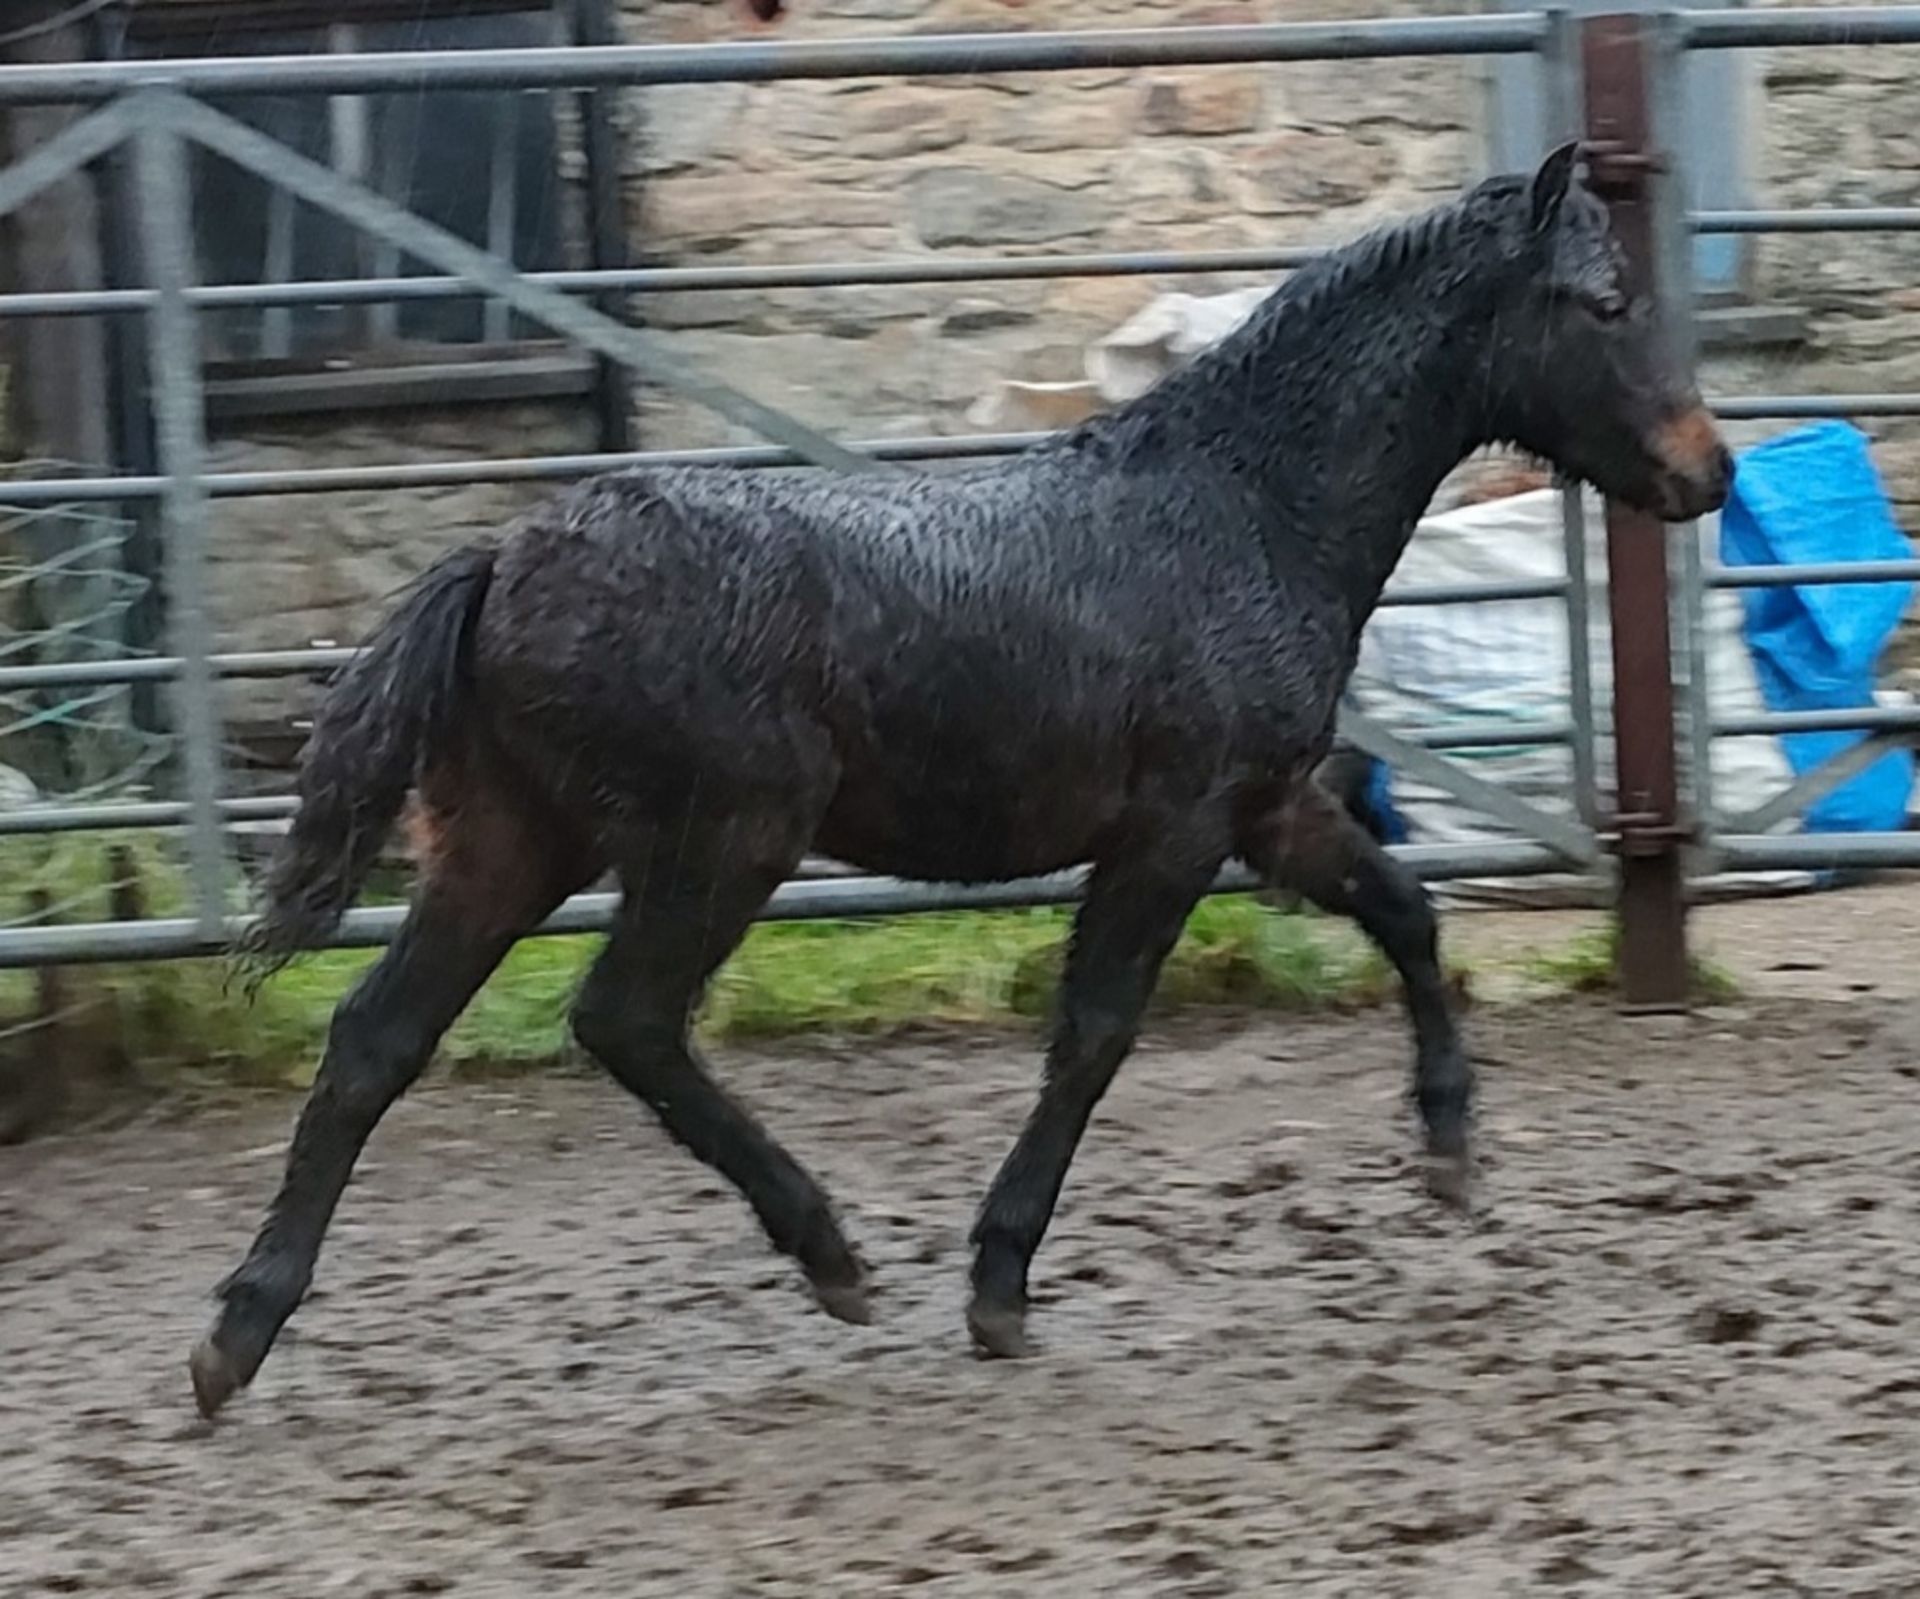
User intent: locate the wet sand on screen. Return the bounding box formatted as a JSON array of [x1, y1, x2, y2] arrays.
[[6, 987, 1919, 1595]]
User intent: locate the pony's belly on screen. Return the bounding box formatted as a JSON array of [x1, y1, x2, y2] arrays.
[[811, 827, 1094, 885], [814, 758, 1122, 883]]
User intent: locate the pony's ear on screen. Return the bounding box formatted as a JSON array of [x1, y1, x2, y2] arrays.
[[1530, 140, 1582, 232]]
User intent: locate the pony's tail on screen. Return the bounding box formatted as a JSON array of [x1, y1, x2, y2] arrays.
[[235, 543, 497, 982]]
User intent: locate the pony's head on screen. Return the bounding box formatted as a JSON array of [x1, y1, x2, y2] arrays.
[[1487, 142, 1732, 522]]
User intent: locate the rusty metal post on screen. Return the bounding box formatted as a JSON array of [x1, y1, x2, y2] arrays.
[[1583, 14, 1690, 1009]]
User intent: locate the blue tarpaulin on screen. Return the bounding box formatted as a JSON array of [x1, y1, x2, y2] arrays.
[[1363, 754, 1409, 844], [1720, 421, 1915, 834]]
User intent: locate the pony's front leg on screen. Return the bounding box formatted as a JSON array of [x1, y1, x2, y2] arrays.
[[1241, 780, 1474, 1210], [967, 845, 1219, 1358]]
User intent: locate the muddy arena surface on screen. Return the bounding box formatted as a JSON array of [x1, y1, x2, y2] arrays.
[[5, 969, 1920, 1594]]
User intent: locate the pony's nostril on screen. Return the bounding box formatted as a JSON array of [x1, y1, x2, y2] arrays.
[[1655, 407, 1727, 487]]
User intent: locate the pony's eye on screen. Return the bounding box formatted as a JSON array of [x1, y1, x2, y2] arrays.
[[1584, 292, 1628, 323]]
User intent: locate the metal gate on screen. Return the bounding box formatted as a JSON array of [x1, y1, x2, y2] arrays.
[[1, 7, 1918, 1004]]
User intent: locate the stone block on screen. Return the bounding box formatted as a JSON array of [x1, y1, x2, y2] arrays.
[[643, 83, 749, 172], [775, 83, 971, 159], [642, 293, 780, 334], [906, 0, 1036, 30], [1137, 73, 1264, 137], [999, 91, 1127, 152], [1038, 276, 1159, 335], [765, 285, 938, 339], [1398, 128, 1475, 196], [643, 177, 896, 250], [1276, 59, 1472, 134], [940, 298, 1038, 336], [1115, 147, 1232, 225], [846, 91, 971, 159], [1174, 3, 1259, 23], [1763, 49, 1850, 91], [907, 167, 1104, 247], [1238, 132, 1395, 216], [815, 0, 937, 16]]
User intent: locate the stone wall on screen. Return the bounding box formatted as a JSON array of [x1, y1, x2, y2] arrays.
[[620, 0, 1920, 532], [624, 0, 1481, 449], [188, 0, 1920, 712], [199, 0, 1487, 726], [203, 402, 597, 733], [1744, 7, 1920, 513]]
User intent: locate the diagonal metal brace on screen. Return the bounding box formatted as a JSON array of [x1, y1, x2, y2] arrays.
[[153, 91, 886, 476], [1718, 732, 1912, 836], [1337, 706, 1601, 867], [0, 96, 140, 221]]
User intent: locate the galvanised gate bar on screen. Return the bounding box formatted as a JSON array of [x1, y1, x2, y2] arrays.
[[2, 6, 1919, 1004]]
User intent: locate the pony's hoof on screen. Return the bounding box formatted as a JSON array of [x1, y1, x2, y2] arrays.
[[966, 1297, 1033, 1360], [812, 1277, 873, 1326], [1423, 1150, 1475, 1216], [188, 1333, 249, 1420]]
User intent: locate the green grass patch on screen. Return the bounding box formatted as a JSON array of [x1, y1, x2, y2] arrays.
[[13, 829, 1733, 1094], [190, 895, 1391, 1084], [1521, 920, 1739, 1002], [2, 833, 1397, 1087]]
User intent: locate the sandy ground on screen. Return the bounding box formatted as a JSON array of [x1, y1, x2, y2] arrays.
[[5, 889, 1920, 1597], [1447, 876, 1920, 1007]]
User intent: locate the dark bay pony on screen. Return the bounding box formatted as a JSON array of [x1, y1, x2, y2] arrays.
[[192, 144, 1731, 1416]]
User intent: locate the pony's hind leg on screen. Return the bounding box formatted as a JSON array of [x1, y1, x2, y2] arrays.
[[190, 782, 583, 1418], [570, 825, 868, 1323], [1242, 779, 1472, 1209]]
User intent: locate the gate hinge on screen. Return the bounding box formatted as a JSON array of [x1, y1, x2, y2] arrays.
[[1600, 809, 1695, 857], [1583, 142, 1670, 194]]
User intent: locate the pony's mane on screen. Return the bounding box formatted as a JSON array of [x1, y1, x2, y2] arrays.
[[1255, 172, 1529, 328], [1049, 171, 1534, 459]]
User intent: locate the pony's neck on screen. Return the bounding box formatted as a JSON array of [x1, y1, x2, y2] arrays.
[[1125, 227, 1506, 622]]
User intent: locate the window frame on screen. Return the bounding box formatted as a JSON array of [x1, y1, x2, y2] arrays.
[[119, 0, 605, 420], [1483, 0, 1759, 306]]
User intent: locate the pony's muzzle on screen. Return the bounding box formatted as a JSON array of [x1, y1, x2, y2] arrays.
[[1651, 405, 1735, 522]]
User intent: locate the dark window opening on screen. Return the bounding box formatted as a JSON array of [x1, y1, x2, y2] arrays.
[[125, 7, 577, 371]]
